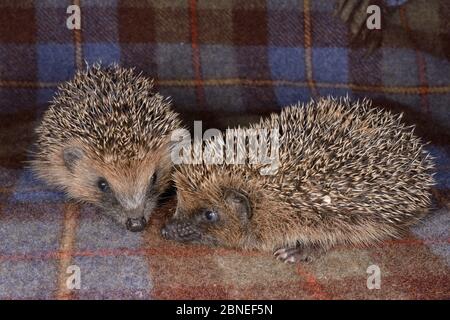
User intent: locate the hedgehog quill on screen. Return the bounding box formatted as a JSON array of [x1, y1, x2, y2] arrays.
[[162, 97, 435, 262], [32, 64, 181, 232]]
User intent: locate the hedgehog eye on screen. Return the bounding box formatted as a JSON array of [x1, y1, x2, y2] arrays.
[[97, 178, 109, 192], [150, 172, 157, 186], [203, 210, 219, 222]]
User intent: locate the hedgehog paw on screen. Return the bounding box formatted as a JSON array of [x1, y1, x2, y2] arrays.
[[273, 245, 323, 264], [334, 0, 385, 55]]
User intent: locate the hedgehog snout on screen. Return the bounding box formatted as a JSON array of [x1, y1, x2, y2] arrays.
[[161, 220, 201, 242], [126, 217, 147, 232]]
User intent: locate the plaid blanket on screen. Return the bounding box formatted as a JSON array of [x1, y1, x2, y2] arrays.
[[0, 0, 449, 300]]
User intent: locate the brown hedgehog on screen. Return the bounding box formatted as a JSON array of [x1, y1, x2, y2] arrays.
[[32, 64, 181, 232], [162, 97, 435, 262]]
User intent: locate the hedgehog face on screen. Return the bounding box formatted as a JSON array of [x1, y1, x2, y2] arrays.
[[162, 183, 254, 248], [57, 142, 173, 232]]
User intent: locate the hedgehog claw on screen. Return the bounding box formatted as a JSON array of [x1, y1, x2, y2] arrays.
[[274, 245, 324, 263]]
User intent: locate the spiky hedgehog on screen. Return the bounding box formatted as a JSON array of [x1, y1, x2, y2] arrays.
[[32, 64, 181, 232], [162, 97, 435, 262]]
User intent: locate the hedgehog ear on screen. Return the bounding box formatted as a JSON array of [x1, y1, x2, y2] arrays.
[[224, 189, 252, 222], [63, 147, 84, 173]]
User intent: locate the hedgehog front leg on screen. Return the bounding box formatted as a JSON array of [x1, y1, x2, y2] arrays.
[[273, 243, 328, 263]]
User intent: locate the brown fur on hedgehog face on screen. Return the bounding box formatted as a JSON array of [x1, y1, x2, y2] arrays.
[[162, 169, 274, 249], [39, 137, 174, 230]]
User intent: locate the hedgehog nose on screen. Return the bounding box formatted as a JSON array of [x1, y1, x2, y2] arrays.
[[126, 217, 146, 232]]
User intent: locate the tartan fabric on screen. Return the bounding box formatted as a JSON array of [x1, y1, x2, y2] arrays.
[[0, 0, 449, 299]]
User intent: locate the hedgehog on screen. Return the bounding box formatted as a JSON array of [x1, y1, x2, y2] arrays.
[[31, 64, 181, 232], [161, 97, 435, 263]]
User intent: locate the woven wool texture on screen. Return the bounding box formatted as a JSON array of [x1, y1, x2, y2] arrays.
[[0, 0, 449, 299]]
